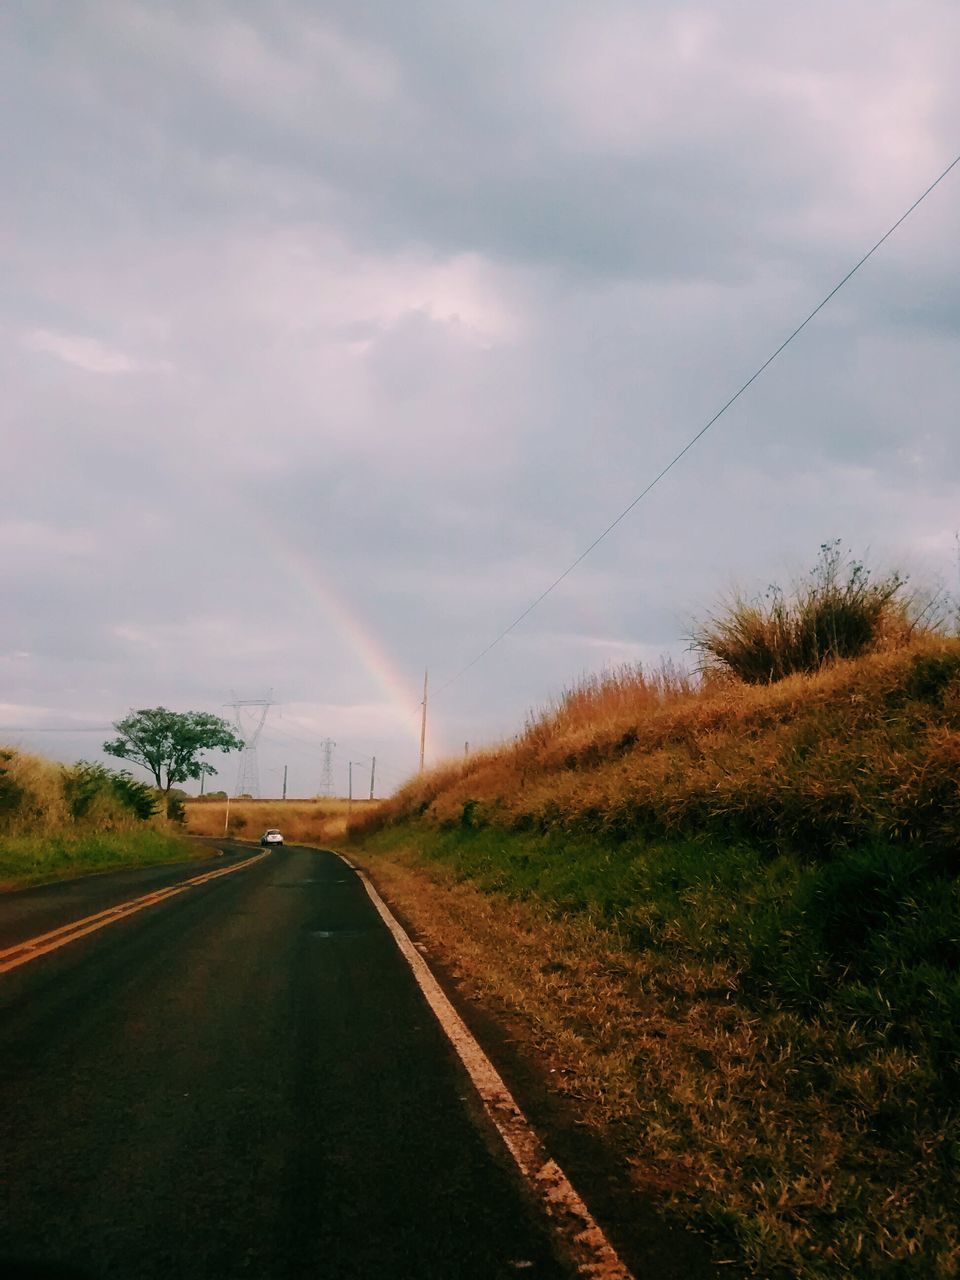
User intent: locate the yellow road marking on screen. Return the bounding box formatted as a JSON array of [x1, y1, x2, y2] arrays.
[[339, 852, 634, 1280], [0, 851, 271, 975]]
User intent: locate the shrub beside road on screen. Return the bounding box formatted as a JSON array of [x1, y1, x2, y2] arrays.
[[0, 750, 186, 888]]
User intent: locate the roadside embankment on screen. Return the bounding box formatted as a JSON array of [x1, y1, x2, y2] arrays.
[[349, 639, 960, 1278], [0, 749, 188, 889]]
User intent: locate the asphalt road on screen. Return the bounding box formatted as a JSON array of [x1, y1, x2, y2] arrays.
[[0, 844, 572, 1279]]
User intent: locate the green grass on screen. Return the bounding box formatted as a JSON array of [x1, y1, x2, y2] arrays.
[[367, 825, 959, 1036], [0, 828, 194, 889], [364, 822, 960, 1276]]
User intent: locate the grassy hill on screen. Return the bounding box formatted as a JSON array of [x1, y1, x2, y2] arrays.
[[350, 634, 960, 1277], [0, 749, 188, 888]]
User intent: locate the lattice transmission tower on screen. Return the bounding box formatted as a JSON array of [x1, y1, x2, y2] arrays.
[[319, 738, 336, 798], [225, 691, 275, 798]]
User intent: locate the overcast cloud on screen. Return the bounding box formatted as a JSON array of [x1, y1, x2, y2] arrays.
[[3, 1, 959, 796]]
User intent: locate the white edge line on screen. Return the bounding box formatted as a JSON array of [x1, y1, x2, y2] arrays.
[[336, 851, 635, 1280]]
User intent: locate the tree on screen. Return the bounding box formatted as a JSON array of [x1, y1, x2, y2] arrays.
[[103, 708, 243, 795]]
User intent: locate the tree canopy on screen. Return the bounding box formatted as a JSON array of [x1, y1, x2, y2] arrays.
[[103, 707, 242, 794]]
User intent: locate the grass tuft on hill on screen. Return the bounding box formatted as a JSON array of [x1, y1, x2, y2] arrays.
[[691, 540, 920, 684]]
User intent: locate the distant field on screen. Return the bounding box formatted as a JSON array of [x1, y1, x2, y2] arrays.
[[184, 797, 381, 845]]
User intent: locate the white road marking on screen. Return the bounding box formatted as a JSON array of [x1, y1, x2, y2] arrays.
[[339, 853, 635, 1280]]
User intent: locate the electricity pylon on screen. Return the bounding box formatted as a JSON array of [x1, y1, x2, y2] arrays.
[[320, 738, 336, 798], [225, 691, 274, 798]]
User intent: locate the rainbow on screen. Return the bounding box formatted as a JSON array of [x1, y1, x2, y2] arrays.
[[256, 528, 434, 755]]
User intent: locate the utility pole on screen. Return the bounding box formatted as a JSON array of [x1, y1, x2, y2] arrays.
[[369, 756, 376, 801], [348, 761, 365, 815], [223, 792, 231, 837], [464, 741, 469, 757], [200, 772, 205, 797], [282, 764, 288, 801], [419, 668, 428, 772]]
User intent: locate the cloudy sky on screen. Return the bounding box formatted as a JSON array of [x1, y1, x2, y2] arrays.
[[3, 1, 959, 797]]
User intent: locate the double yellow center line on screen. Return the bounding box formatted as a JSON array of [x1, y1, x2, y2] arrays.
[[0, 851, 270, 975]]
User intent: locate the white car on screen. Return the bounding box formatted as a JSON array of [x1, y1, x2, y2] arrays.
[[260, 828, 284, 847]]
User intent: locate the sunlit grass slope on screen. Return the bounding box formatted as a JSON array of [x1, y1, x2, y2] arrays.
[[363, 641, 960, 851], [350, 636, 960, 1277], [0, 748, 186, 888]]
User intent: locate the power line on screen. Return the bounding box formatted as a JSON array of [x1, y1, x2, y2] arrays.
[[262, 727, 333, 755], [261, 727, 407, 784], [264, 726, 368, 764], [435, 149, 960, 696], [267, 725, 407, 776], [1, 717, 412, 783], [3, 727, 109, 733]]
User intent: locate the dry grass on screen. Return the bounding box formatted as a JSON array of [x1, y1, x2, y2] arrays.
[[354, 638, 960, 851], [1, 748, 160, 835], [0, 748, 70, 832], [691, 541, 918, 684], [184, 797, 382, 844]]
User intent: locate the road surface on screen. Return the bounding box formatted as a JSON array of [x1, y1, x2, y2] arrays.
[[0, 843, 574, 1279]]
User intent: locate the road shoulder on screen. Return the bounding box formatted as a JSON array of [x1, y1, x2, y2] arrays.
[[350, 844, 734, 1280]]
